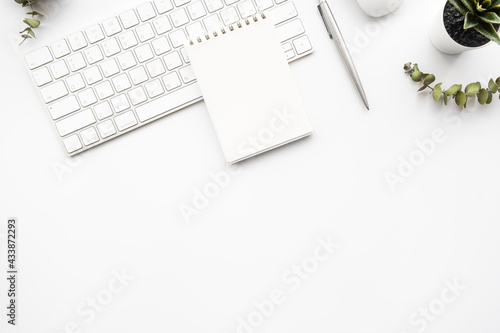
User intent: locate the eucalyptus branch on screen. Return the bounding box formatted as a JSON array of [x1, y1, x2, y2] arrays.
[[404, 62, 500, 108], [16, 0, 44, 45]]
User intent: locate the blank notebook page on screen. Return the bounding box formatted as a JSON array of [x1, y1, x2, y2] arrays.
[[187, 17, 314, 164]]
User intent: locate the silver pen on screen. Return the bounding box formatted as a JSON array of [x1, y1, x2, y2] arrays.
[[318, 0, 370, 110]]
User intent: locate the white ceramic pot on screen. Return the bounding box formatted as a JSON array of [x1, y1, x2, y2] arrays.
[[430, 2, 491, 54], [356, 0, 403, 17]]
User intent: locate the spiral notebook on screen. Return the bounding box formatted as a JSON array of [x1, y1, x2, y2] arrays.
[[186, 15, 314, 164]]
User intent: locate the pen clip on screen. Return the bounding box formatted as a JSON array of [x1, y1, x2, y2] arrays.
[[318, 4, 333, 38]]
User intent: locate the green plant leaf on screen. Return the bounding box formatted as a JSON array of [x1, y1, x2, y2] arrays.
[[465, 82, 481, 96], [489, 78, 499, 92], [411, 71, 424, 82], [446, 84, 463, 96], [490, 0, 500, 7], [478, 11, 500, 23], [474, 21, 500, 44], [26, 11, 43, 16], [496, 77, 500, 87], [450, 0, 470, 15], [487, 91, 494, 103], [461, 0, 476, 12], [23, 18, 40, 28], [444, 95, 449, 105], [478, 88, 489, 104], [433, 83, 443, 101], [424, 74, 436, 85], [465, 12, 480, 28], [455, 91, 467, 106]]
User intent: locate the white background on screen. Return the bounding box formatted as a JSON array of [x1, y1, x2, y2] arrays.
[[1, 0, 500, 332]]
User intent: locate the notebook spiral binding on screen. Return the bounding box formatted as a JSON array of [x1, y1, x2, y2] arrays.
[[188, 11, 267, 45]]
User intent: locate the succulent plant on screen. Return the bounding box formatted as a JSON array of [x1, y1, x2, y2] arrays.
[[404, 62, 500, 108], [448, 0, 500, 44], [15, 0, 44, 45]]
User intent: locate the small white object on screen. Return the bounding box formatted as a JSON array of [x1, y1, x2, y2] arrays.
[[85, 25, 105, 44], [78, 88, 98, 107], [136, 23, 156, 42], [112, 73, 132, 92], [101, 38, 121, 57], [187, 2, 207, 20], [97, 120, 117, 138], [120, 10, 140, 29], [115, 111, 138, 131], [25, 47, 53, 70], [67, 32, 88, 51], [162, 72, 182, 90], [179, 65, 196, 83], [111, 94, 131, 112], [32, 67, 52, 86], [275, 18, 304, 42], [168, 29, 188, 48], [220, 7, 239, 25], [269, 2, 297, 25], [130, 66, 149, 85], [63, 135, 83, 153], [80, 127, 100, 145], [55, 109, 96, 136], [95, 81, 115, 99], [355, 0, 403, 17], [205, 0, 223, 12], [173, 0, 191, 6], [237, 0, 256, 18], [153, 16, 173, 35], [128, 86, 148, 105], [146, 58, 166, 77], [100, 58, 120, 77], [255, 0, 273, 11], [134, 44, 154, 62], [170, 8, 190, 27], [83, 66, 103, 85], [144, 79, 165, 98], [119, 31, 139, 50], [163, 52, 183, 70], [40, 81, 68, 103], [94, 101, 114, 120], [293, 35, 312, 55], [50, 40, 71, 58], [151, 37, 172, 55], [117, 51, 137, 70], [102, 17, 122, 36], [66, 53, 87, 72], [154, 0, 174, 14], [66, 73, 86, 92], [48, 95, 80, 120], [84, 45, 104, 64], [137, 3, 157, 21]]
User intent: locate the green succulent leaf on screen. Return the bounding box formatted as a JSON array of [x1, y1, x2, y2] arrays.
[[23, 18, 40, 28], [433, 83, 443, 101], [474, 22, 500, 44], [455, 91, 468, 106], [487, 91, 494, 103], [465, 12, 480, 28], [461, 0, 476, 12], [478, 11, 500, 23], [446, 84, 463, 96], [465, 82, 481, 96], [478, 88, 489, 104], [424, 74, 436, 85], [489, 78, 499, 92], [412, 71, 424, 82], [450, 0, 470, 15]]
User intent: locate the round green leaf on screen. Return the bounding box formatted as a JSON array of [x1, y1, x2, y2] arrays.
[[478, 88, 489, 104], [424, 74, 436, 85], [465, 82, 481, 97], [496, 77, 500, 88], [487, 91, 494, 104], [455, 91, 467, 107], [489, 78, 499, 92], [411, 71, 424, 82], [23, 18, 40, 28], [433, 83, 443, 101], [445, 84, 462, 96]]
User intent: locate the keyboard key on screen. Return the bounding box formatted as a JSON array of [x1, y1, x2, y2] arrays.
[[49, 60, 70, 79], [205, 0, 223, 13], [203, 14, 223, 32], [112, 73, 132, 92], [118, 31, 139, 50], [136, 82, 201, 122], [255, 0, 273, 10], [117, 51, 137, 70], [293, 35, 312, 55], [48, 95, 80, 120], [97, 120, 117, 138], [80, 127, 100, 145], [129, 66, 148, 85], [237, 0, 256, 18], [115, 111, 138, 131], [134, 44, 154, 62], [50, 39, 71, 58], [275, 0, 286, 3], [163, 51, 183, 70], [67, 53, 87, 71], [270, 2, 297, 25], [84, 45, 104, 64], [224, 0, 239, 5], [129, 66, 149, 85], [63, 135, 83, 153], [32, 67, 52, 86], [78, 88, 98, 107], [187, 2, 207, 20], [68, 32, 88, 51], [153, 16, 173, 35], [56, 109, 96, 136], [180, 47, 189, 63], [170, 8, 190, 27], [94, 101, 113, 120], [110, 94, 131, 112], [85, 25, 105, 43], [179, 65, 196, 83], [186, 22, 205, 39], [161, 72, 181, 90], [95, 81, 114, 99], [101, 38, 121, 57], [174, 0, 191, 6], [168, 29, 187, 48], [220, 7, 239, 25], [146, 59, 166, 77], [66, 73, 86, 92], [128, 87, 148, 105], [276, 18, 304, 42], [151, 36, 172, 55], [144, 79, 164, 98], [120, 10, 140, 29], [100, 58, 120, 77], [137, 2, 157, 21], [40, 81, 68, 103], [102, 17, 122, 36], [154, 0, 174, 13], [25, 47, 53, 69], [82, 66, 103, 85], [136, 23, 155, 42]]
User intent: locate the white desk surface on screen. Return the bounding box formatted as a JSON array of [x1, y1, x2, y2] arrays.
[[1, 0, 500, 332]]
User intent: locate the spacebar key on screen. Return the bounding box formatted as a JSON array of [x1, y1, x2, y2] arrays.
[[136, 83, 202, 122]]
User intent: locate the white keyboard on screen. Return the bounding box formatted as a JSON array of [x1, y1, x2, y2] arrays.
[[24, 0, 313, 156]]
